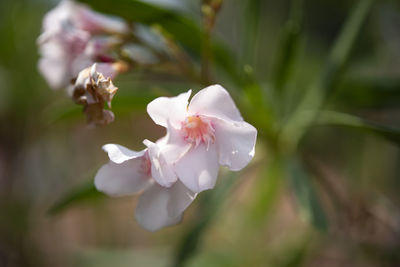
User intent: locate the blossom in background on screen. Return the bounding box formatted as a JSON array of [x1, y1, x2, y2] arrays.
[[95, 85, 257, 231], [147, 84, 257, 193], [95, 143, 197, 232], [73, 63, 120, 126], [37, 0, 129, 89]]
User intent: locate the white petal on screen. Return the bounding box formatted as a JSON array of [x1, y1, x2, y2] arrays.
[[214, 119, 257, 171], [160, 122, 192, 163], [102, 144, 146, 164], [147, 90, 191, 128], [188, 84, 242, 122], [38, 57, 70, 89], [143, 139, 177, 187], [95, 159, 151, 197], [175, 144, 219, 193], [166, 181, 197, 219], [135, 181, 196, 232]]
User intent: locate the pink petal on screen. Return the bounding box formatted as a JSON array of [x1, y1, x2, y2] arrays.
[[147, 90, 191, 128], [95, 63, 118, 79], [135, 181, 196, 232], [174, 143, 219, 193], [213, 119, 257, 171], [102, 144, 146, 164], [94, 160, 151, 197], [41, 0, 76, 32], [76, 4, 129, 34], [188, 84, 242, 122]]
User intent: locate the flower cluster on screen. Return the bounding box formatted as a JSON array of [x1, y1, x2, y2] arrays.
[[38, 1, 257, 232], [95, 85, 257, 231], [38, 0, 129, 125]]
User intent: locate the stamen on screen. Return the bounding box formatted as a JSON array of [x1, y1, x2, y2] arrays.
[[181, 115, 215, 148]]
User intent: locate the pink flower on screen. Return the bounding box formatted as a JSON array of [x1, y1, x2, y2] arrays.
[[40, 0, 128, 35], [147, 85, 257, 193], [37, 0, 128, 89], [95, 143, 197, 231]]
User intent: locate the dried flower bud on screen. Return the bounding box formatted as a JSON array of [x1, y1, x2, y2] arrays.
[[84, 103, 115, 127], [73, 63, 119, 126]]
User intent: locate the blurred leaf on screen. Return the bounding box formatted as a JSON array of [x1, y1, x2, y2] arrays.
[[287, 158, 328, 231], [272, 0, 303, 93], [280, 0, 375, 151], [48, 179, 104, 215], [274, 237, 311, 267], [42, 101, 82, 125], [315, 110, 400, 144], [333, 75, 400, 109], [173, 172, 238, 267], [241, 0, 262, 65], [250, 157, 284, 224], [78, 0, 242, 85]]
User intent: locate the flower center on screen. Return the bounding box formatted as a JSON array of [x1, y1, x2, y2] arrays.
[[182, 115, 215, 148]]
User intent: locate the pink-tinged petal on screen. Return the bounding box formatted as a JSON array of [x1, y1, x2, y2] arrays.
[[175, 143, 219, 193], [102, 144, 146, 164], [95, 63, 118, 80], [188, 84, 242, 122], [143, 139, 177, 187], [135, 181, 196, 232], [147, 90, 191, 128], [213, 119, 257, 171], [41, 0, 76, 32], [76, 4, 129, 34], [84, 36, 121, 57], [95, 159, 151, 197]]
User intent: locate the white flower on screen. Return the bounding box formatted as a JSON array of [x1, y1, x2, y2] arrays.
[[37, 0, 128, 89], [146, 84, 257, 193], [95, 143, 197, 231]]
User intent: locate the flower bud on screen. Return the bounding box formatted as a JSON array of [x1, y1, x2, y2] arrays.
[[72, 63, 119, 126]]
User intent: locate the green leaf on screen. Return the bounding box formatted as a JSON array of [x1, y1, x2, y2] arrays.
[[241, 0, 262, 65], [315, 110, 400, 144], [250, 157, 284, 224], [48, 179, 104, 215], [280, 0, 375, 151], [272, 0, 303, 93], [287, 158, 328, 231], [334, 75, 400, 109]]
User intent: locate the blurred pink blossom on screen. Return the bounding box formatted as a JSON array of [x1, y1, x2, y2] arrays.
[[37, 0, 128, 89]]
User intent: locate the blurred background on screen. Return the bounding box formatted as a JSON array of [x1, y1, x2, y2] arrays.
[[1, 0, 400, 266]]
